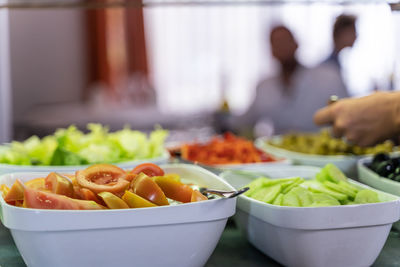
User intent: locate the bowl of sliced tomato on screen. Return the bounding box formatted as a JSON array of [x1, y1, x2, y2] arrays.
[[0, 163, 236, 267]]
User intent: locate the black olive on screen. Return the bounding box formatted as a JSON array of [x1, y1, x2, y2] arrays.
[[391, 157, 400, 168], [376, 161, 395, 177], [372, 153, 390, 166]]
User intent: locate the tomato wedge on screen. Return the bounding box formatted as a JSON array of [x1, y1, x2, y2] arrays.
[[74, 186, 103, 205], [25, 178, 46, 191], [98, 192, 129, 209], [191, 190, 208, 202], [131, 163, 164, 177], [4, 179, 25, 202], [153, 176, 193, 203], [1, 184, 10, 198], [122, 190, 157, 208], [45, 172, 74, 197], [24, 187, 104, 210], [130, 173, 169, 206], [76, 164, 129, 194]]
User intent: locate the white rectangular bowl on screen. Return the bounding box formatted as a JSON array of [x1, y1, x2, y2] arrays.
[[0, 164, 236, 267], [220, 166, 400, 267], [0, 150, 170, 175]]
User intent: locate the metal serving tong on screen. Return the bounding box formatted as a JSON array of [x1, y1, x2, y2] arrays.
[[199, 187, 249, 199]]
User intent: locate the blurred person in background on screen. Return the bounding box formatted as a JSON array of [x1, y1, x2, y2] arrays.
[[231, 25, 349, 137], [323, 14, 357, 69], [313, 14, 357, 98]]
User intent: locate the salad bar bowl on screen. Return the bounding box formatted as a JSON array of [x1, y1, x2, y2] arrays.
[[0, 164, 236, 267], [221, 166, 400, 267]]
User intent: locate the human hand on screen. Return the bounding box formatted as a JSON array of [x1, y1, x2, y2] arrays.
[[313, 91, 400, 147]]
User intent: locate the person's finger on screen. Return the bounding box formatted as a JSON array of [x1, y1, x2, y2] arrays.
[[331, 125, 345, 138], [313, 105, 336, 126]]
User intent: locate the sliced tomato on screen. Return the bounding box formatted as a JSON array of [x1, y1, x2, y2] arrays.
[[25, 178, 46, 191], [24, 187, 104, 210], [76, 164, 129, 194], [191, 190, 208, 202], [124, 172, 137, 182], [122, 190, 157, 208], [45, 172, 74, 197], [4, 179, 25, 202], [98, 192, 129, 209], [65, 174, 78, 186], [131, 163, 164, 177], [73, 186, 103, 205], [1, 184, 10, 198], [15, 200, 24, 207], [72, 198, 106, 210], [153, 176, 193, 203], [130, 173, 169, 206]]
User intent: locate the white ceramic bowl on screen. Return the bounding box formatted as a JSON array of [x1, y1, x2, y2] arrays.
[[358, 157, 400, 196], [220, 166, 400, 267], [0, 164, 236, 267], [0, 150, 170, 175], [255, 136, 364, 177], [358, 157, 400, 230]]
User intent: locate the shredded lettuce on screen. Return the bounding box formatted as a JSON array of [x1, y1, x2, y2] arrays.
[[0, 124, 168, 166]]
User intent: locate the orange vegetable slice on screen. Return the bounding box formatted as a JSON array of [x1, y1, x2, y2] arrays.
[[45, 172, 74, 197], [98, 192, 129, 209], [153, 176, 193, 203], [76, 164, 129, 194], [122, 190, 157, 208], [191, 190, 208, 202], [130, 173, 169, 206], [4, 179, 25, 202]]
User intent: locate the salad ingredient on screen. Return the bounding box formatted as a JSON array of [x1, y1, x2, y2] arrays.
[[181, 132, 276, 165], [131, 163, 164, 177], [130, 173, 169, 206], [271, 129, 395, 155], [191, 190, 208, 202], [98, 192, 129, 209], [368, 153, 400, 182], [74, 187, 103, 204], [76, 164, 129, 194], [4, 179, 25, 202], [45, 172, 74, 197], [122, 190, 157, 208], [24, 187, 104, 210], [251, 185, 282, 203], [153, 176, 193, 203], [1, 184, 10, 198], [0, 124, 168, 166], [354, 190, 380, 204], [244, 164, 380, 207], [25, 178, 46, 191]]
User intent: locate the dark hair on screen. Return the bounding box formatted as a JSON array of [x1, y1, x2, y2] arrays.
[[333, 14, 357, 40], [270, 25, 295, 42]]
